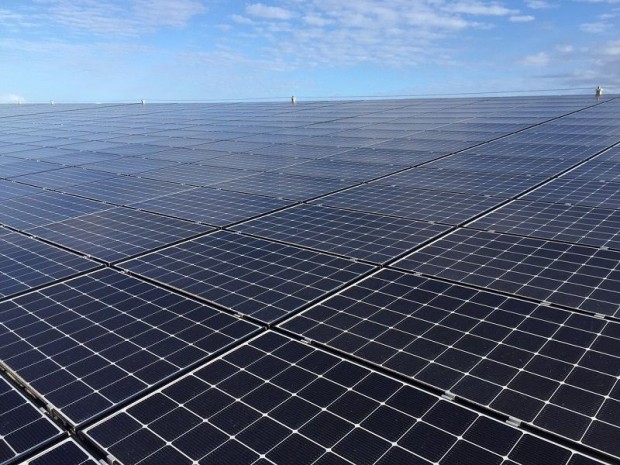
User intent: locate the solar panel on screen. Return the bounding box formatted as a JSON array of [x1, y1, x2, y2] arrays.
[[140, 147, 229, 162], [58, 141, 128, 152], [372, 137, 473, 152], [0, 191, 109, 231], [596, 147, 620, 162], [378, 167, 547, 197], [0, 230, 98, 300], [0, 268, 259, 426], [312, 183, 502, 224], [44, 151, 123, 166], [95, 144, 170, 157], [0, 375, 62, 465], [81, 157, 178, 175], [217, 172, 353, 201], [130, 187, 292, 226], [195, 139, 272, 153], [140, 163, 259, 187], [326, 147, 442, 166], [470, 200, 620, 250], [199, 152, 307, 171], [0, 96, 619, 464], [427, 153, 577, 176], [22, 438, 100, 465], [29, 207, 211, 263], [278, 159, 405, 182], [61, 176, 191, 205], [234, 204, 450, 264], [462, 142, 604, 159], [12, 167, 116, 189], [563, 160, 620, 182], [1, 160, 62, 179], [281, 269, 620, 457], [83, 332, 599, 465], [120, 231, 374, 323], [522, 177, 620, 209], [0, 180, 41, 201], [250, 144, 347, 159], [395, 228, 620, 317]]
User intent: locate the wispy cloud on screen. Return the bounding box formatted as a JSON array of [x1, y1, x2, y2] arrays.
[[132, 0, 206, 28], [448, 1, 518, 16], [520, 51, 550, 66], [30, 0, 207, 36], [510, 15, 535, 22], [246, 3, 296, 20], [525, 0, 555, 8], [224, 0, 528, 68], [574, 0, 620, 4], [0, 93, 25, 104], [580, 21, 611, 33]]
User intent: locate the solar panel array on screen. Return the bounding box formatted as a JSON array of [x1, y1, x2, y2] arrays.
[[0, 95, 619, 464]]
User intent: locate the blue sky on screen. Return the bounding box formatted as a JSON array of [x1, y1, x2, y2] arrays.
[[0, 0, 618, 103]]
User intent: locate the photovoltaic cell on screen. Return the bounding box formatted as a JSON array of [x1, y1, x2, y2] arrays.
[[140, 164, 259, 187], [0, 230, 97, 300], [234, 204, 450, 264], [395, 229, 620, 317], [282, 269, 620, 457], [326, 147, 442, 166], [12, 167, 116, 189], [372, 137, 472, 152], [0, 376, 62, 465], [140, 147, 228, 163], [81, 157, 178, 175], [0, 180, 41, 201], [84, 332, 597, 465], [1, 160, 62, 179], [378, 167, 547, 197], [120, 231, 374, 323], [23, 438, 100, 465], [61, 176, 191, 205], [217, 172, 353, 201], [0, 191, 109, 230], [278, 159, 405, 182], [462, 142, 603, 159], [198, 152, 305, 171], [427, 154, 577, 176], [44, 151, 123, 166], [563, 161, 620, 182], [312, 184, 502, 224], [470, 200, 620, 250], [29, 207, 211, 263], [0, 268, 259, 426], [130, 187, 292, 226], [250, 144, 347, 159], [523, 178, 620, 209]]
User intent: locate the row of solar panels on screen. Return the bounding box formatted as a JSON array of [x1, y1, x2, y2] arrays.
[[0, 95, 618, 464]]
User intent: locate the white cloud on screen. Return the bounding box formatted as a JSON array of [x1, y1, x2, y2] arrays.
[[525, 0, 554, 8], [246, 3, 296, 20], [448, 1, 519, 16], [132, 0, 206, 28], [574, 0, 620, 4], [556, 44, 575, 53], [604, 40, 620, 55], [29, 0, 207, 36], [520, 51, 549, 65], [510, 15, 535, 22], [231, 14, 253, 24], [580, 22, 610, 33], [303, 14, 333, 27], [0, 93, 25, 104]]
